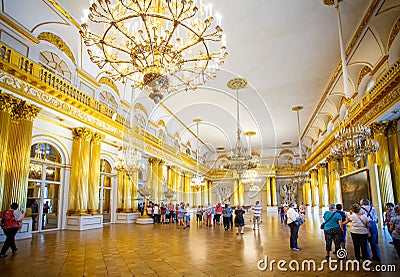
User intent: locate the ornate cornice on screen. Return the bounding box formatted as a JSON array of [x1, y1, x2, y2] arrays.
[[37, 32, 76, 64], [372, 121, 389, 136], [0, 13, 39, 44]]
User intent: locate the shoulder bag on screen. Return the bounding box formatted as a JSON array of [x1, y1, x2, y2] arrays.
[[320, 212, 336, 230]]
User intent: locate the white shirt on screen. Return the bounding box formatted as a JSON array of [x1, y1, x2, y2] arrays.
[[360, 205, 378, 222], [287, 207, 299, 224], [349, 213, 369, 234]]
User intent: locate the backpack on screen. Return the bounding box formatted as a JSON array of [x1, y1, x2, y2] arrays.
[[1, 210, 19, 229]]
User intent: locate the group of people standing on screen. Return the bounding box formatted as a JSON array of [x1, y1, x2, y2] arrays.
[[321, 199, 400, 261]]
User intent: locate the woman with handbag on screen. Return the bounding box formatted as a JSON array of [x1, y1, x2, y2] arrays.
[[322, 204, 343, 259], [0, 203, 25, 258], [344, 203, 370, 261]]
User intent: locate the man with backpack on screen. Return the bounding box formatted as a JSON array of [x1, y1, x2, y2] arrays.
[[222, 203, 233, 230]]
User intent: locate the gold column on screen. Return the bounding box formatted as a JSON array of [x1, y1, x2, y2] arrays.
[[132, 170, 139, 211], [3, 101, 40, 212], [122, 171, 132, 212], [208, 180, 212, 204], [116, 170, 124, 212], [265, 177, 272, 206], [271, 177, 277, 206], [317, 163, 329, 207], [88, 133, 103, 214], [184, 173, 190, 204], [176, 170, 182, 204], [151, 158, 158, 202], [304, 181, 312, 205], [0, 92, 20, 212], [233, 178, 239, 206], [372, 122, 395, 205], [388, 121, 400, 203], [76, 128, 92, 215], [310, 169, 319, 207], [68, 129, 81, 214], [343, 156, 357, 175], [302, 184, 306, 205], [157, 160, 164, 203], [239, 180, 244, 205]]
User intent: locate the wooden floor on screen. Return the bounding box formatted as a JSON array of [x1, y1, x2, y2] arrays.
[[0, 212, 399, 276]]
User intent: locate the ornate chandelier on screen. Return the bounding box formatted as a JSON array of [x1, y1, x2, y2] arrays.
[[330, 124, 379, 162], [223, 78, 258, 177], [241, 169, 258, 184], [80, 0, 227, 103], [191, 118, 206, 189], [115, 145, 142, 178]]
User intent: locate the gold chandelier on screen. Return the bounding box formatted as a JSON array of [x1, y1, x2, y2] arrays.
[[223, 78, 258, 177], [330, 124, 379, 162], [80, 0, 227, 103]]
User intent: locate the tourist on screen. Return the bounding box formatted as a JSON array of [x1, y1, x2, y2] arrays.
[[168, 203, 175, 223], [384, 202, 395, 244], [177, 202, 185, 229], [234, 205, 245, 235], [222, 203, 233, 231], [360, 199, 381, 261], [299, 202, 306, 216], [0, 203, 25, 258], [322, 204, 343, 259], [153, 203, 160, 223], [252, 200, 262, 230], [344, 203, 370, 261], [280, 204, 285, 224], [160, 203, 167, 224], [389, 205, 400, 257], [205, 203, 212, 227], [185, 203, 191, 229], [215, 203, 223, 225], [196, 205, 203, 223], [287, 201, 302, 251], [335, 203, 348, 250]]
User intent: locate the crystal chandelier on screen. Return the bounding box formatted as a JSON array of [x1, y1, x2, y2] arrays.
[[191, 118, 206, 189], [115, 145, 142, 178], [241, 169, 258, 184], [80, 0, 227, 103], [330, 124, 379, 162], [223, 78, 258, 177]]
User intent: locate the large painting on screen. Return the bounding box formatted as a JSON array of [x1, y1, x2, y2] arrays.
[[340, 169, 370, 211]]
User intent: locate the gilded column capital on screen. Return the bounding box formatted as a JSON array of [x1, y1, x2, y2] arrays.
[[388, 121, 398, 136], [310, 168, 318, 174], [91, 132, 104, 145], [72, 127, 93, 142], [12, 101, 41, 122], [323, 0, 343, 6], [372, 121, 389, 136], [148, 157, 159, 164], [316, 162, 327, 170], [0, 91, 20, 114]]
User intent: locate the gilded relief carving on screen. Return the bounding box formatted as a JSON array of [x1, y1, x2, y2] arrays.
[[37, 32, 76, 64], [388, 18, 400, 51], [99, 77, 119, 96]]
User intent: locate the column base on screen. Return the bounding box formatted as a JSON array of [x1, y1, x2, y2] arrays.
[[116, 212, 141, 224], [266, 206, 279, 213], [65, 215, 103, 230], [136, 217, 154, 224], [312, 206, 320, 214], [0, 218, 32, 242]]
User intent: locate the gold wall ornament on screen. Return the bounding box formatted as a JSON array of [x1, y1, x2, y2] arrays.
[[99, 77, 119, 97], [80, 0, 227, 103], [388, 121, 400, 203], [358, 66, 372, 86], [88, 132, 104, 214], [388, 18, 400, 51], [37, 32, 76, 64]]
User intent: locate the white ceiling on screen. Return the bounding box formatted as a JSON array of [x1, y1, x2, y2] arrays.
[[3, 0, 380, 157]]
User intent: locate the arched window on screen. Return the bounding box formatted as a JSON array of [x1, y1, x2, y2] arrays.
[[39, 51, 72, 82], [99, 90, 118, 111], [28, 142, 62, 232], [99, 159, 112, 223]]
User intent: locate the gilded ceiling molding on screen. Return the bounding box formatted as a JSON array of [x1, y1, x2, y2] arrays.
[[46, 0, 81, 29], [37, 32, 76, 64], [388, 18, 400, 51], [99, 77, 119, 97], [0, 14, 39, 44], [157, 119, 166, 129], [302, 0, 380, 139], [358, 66, 372, 86]]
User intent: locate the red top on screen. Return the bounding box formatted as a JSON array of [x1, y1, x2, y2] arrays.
[[1, 210, 19, 229]]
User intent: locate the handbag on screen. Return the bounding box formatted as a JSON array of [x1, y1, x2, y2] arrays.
[[295, 218, 304, 226], [320, 212, 337, 230]]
